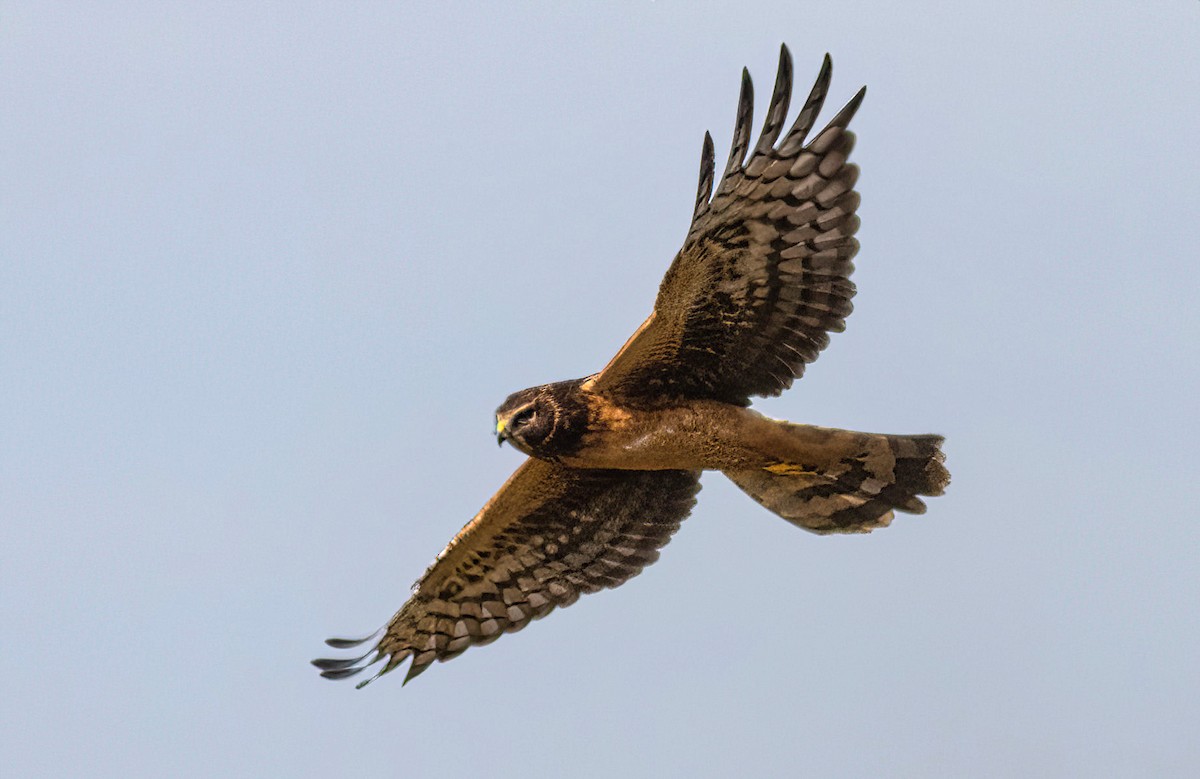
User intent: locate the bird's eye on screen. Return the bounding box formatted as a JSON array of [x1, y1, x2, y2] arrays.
[[511, 407, 536, 428]]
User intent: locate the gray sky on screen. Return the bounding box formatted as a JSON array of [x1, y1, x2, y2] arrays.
[[3, 2, 1198, 777]]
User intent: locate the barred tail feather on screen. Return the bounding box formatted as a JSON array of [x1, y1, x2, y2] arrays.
[[726, 429, 948, 534]]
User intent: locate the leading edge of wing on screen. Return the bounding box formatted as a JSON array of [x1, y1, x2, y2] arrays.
[[312, 459, 701, 687], [591, 46, 866, 404]]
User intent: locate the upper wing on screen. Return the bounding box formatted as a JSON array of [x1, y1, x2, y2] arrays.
[[591, 46, 865, 407], [313, 459, 700, 686]]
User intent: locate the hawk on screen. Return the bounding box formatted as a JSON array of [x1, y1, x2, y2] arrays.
[[314, 45, 949, 687]]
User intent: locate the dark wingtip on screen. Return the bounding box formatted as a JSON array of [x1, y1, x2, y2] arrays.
[[402, 660, 433, 687], [721, 66, 755, 178], [778, 52, 836, 154], [833, 85, 867, 126], [324, 629, 380, 649], [311, 650, 375, 672], [753, 43, 793, 154], [354, 667, 387, 690], [692, 131, 716, 220], [316, 628, 386, 683], [319, 665, 369, 681], [314, 645, 387, 683], [817, 54, 833, 92], [807, 84, 866, 151]]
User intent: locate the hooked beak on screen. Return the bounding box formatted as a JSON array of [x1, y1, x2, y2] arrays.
[[496, 416, 508, 447]]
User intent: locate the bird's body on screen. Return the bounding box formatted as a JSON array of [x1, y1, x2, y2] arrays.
[[500, 378, 912, 477], [564, 396, 767, 472], [498, 379, 756, 471], [315, 46, 950, 688]]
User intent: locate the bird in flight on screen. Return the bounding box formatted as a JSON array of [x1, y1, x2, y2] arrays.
[[314, 45, 949, 688]]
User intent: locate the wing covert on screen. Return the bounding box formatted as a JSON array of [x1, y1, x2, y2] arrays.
[[593, 46, 865, 406], [313, 459, 700, 686]]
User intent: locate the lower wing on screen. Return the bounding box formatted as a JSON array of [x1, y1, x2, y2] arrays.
[[313, 458, 700, 686]]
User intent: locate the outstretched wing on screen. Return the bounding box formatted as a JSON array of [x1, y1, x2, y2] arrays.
[[313, 459, 700, 687], [592, 46, 865, 407]]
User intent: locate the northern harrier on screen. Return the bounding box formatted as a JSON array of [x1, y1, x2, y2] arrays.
[[314, 46, 949, 687]]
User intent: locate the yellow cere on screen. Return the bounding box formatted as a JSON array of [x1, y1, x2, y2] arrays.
[[496, 417, 507, 435]]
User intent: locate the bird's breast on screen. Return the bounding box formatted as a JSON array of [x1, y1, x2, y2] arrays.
[[560, 397, 760, 471]]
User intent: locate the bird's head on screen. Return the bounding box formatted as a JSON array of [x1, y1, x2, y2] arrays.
[[494, 387, 553, 454], [494, 380, 589, 459]]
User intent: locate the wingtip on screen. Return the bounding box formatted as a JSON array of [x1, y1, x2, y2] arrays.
[[823, 84, 867, 131], [692, 130, 717, 220], [354, 664, 389, 689], [722, 65, 756, 177], [701, 130, 715, 169], [775, 50, 838, 153], [737, 67, 753, 112], [777, 47, 793, 85], [311, 648, 377, 672], [402, 660, 432, 686], [311, 657, 352, 672], [324, 632, 376, 650], [846, 85, 867, 112], [753, 44, 796, 154]]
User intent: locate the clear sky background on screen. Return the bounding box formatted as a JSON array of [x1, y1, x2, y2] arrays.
[[3, 3, 1198, 777]]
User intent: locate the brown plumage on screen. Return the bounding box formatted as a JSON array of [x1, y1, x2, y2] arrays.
[[314, 45, 949, 688]]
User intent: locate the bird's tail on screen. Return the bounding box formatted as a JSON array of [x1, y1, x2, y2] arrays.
[[723, 424, 948, 534]]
